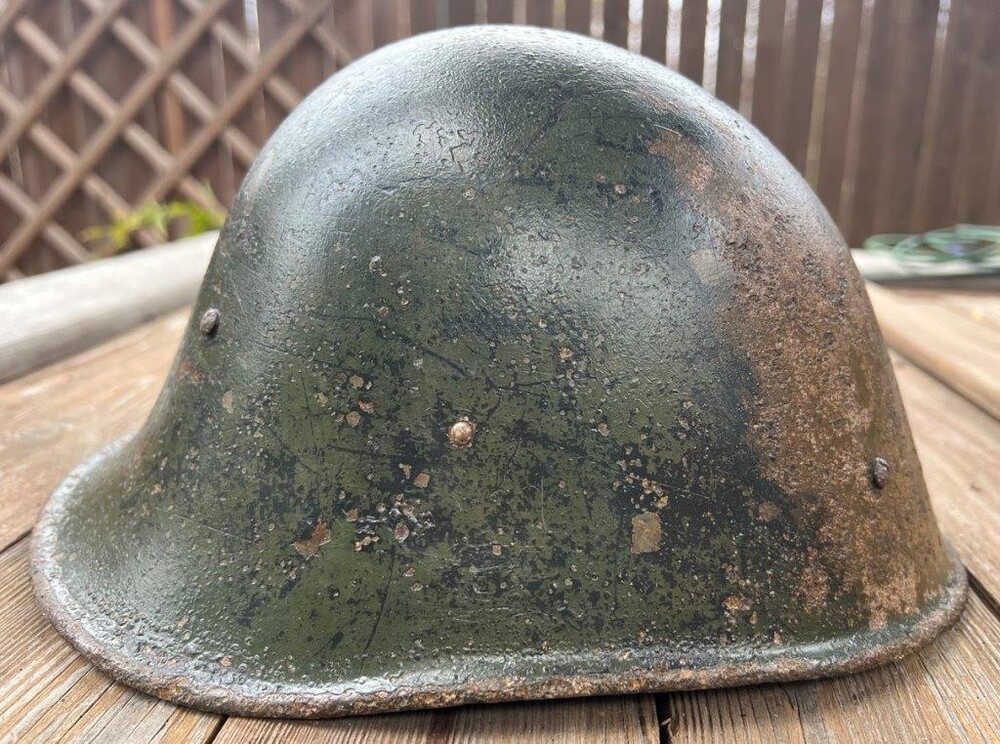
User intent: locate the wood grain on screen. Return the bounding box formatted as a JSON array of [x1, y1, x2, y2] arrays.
[[0, 232, 213, 382], [892, 353, 1000, 602], [0, 280, 998, 740], [0, 538, 223, 743], [669, 594, 1000, 742], [215, 695, 659, 743], [749, 0, 786, 142], [868, 282, 1000, 420], [0, 311, 188, 551]]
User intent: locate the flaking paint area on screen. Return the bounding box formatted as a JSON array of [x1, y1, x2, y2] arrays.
[[39, 26, 957, 699]]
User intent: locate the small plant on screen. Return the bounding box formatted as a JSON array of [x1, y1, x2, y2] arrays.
[[82, 182, 226, 256]]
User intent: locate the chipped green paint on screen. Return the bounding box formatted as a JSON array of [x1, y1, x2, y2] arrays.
[[32, 27, 965, 718]]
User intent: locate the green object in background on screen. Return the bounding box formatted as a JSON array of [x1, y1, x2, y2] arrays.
[[865, 224, 1000, 266], [81, 182, 226, 256], [32, 27, 965, 719]]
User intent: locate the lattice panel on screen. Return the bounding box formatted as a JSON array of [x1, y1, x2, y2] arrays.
[[0, 0, 361, 280]]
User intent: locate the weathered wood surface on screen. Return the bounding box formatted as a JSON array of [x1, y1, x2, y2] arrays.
[[0, 282, 997, 741], [0, 232, 214, 383], [868, 282, 1000, 420]]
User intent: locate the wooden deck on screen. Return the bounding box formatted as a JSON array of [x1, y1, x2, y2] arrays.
[[0, 266, 998, 741]]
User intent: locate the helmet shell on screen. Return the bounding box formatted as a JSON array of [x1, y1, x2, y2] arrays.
[[32, 26, 965, 717]]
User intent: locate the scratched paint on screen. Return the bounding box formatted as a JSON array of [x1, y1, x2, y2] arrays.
[[32, 27, 965, 718]]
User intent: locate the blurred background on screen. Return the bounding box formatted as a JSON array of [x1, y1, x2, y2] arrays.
[[0, 0, 997, 280]]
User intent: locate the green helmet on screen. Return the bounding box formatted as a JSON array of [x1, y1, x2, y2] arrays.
[[33, 26, 965, 718]]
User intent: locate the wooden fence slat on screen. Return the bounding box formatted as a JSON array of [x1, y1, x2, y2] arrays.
[[715, 0, 748, 108], [815, 0, 863, 221], [409, 0, 437, 33], [953, 0, 1000, 225], [449, 0, 476, 26], [640, 0, 667, 62], [912, 0, 978, 233], [0, 0, 31, 38], [0, 176, 89, 264], [874, 0, 939, 234], [751, 0, 785, 141], [749, 0, 785, 140], [142, 0, 338, 206], [778, 0, 823, 171], [603, 0, 628, 47], [486, 0, 513, 24], [565, 0, 591, 35], [373, 0, 405, 47], [0, 0, 130, 163], [0, 87, 141, 243], [843, 0, 897, 245], [11, 15, 229, 210], [526, 0, 554, 28], [679, 0, 708, 83], [0, 0, 231, 276]]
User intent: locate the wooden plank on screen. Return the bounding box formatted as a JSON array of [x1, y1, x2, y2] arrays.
[[891, 352, 1000, 599], [0, 311, 188, 551], [215, 694, 659, 742], [486, 0, 513, 24], [0, 539, 222, 742], [777, 0, 823, 171], [603, 0, 629, 47], [640, 0, 668, 63], [867, 282, 1000, 420], [679, 0, 708, 83], [715, 0, 748, 109], [874, 0, 939, 233], [749, 0, 785, 141], [669, 593, 1000, 742], [815, 0, 863, 221], [565, 0, 592, 36], [0, 232, 214, 383], [912, 0, 978, 232]]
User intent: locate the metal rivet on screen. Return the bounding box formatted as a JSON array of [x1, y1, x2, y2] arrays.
[[871, 456, 889, 489], [448, 419, 476, 447], [200, 308, 220, 337]]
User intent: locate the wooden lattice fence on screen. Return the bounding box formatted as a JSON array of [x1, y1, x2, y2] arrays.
[[1, 0, 999, 281]]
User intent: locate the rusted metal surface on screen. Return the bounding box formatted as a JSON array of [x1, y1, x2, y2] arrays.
[[32, 27, 966, 718]]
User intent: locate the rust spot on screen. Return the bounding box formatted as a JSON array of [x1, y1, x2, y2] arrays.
[[559, 347, 573, 361], [358, 400, 376, 414], [293, 521, 331, 559], [413, 472, 431, 489], [199, 308, 220, 336], [448, 419, 476, 447], [630, 511, 661, 554], [345, 411, 362, 428], [394, 523, 411, 542], [646, 130, 713, 192], [871, 456, 889, 489], [349, 374, 365, 388]]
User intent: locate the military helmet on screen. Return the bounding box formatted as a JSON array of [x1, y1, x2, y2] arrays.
[[33, 26, 965, 718]]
